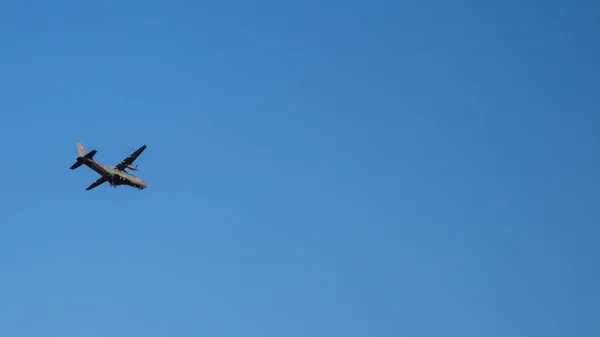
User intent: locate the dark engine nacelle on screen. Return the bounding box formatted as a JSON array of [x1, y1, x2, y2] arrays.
[[127, 164, 138, 171]]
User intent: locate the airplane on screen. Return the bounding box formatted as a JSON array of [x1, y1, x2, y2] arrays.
[[69, 142, 147, 190]]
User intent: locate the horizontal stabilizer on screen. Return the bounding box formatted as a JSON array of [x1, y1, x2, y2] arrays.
[[70, 160, 83, 170], [70, 149, 96, 170], [84, 150, 97, 159]]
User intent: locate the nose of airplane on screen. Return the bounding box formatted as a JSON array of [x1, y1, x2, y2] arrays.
[[140, 180, 147, 189]]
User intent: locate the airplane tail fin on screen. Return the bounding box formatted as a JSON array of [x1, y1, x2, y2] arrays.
[[70, 142, 96, 169], [77, 142, 86, 157]]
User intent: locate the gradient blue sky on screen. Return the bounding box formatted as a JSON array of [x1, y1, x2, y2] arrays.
[[1, 0, 599, 336]]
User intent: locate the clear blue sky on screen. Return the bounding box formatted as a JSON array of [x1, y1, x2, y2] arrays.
[[1, 0, 599, 336]]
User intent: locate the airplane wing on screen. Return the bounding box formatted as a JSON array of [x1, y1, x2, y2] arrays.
[[86, 176, 108, 190], [115, 145, 146, 171]]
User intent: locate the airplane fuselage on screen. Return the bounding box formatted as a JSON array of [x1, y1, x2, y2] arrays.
[[77, 157, 147, 189]]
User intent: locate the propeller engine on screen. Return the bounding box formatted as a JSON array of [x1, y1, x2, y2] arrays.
[[126, 164, 138, 171]]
